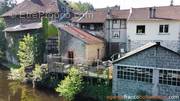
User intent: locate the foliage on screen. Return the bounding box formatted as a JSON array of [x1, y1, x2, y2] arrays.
[[17, 34, 35, 67], [42, 17, 60, 54], [42, 17, 49, 39], [8, 67, 25, 81], [0, 0, 16, 15], [48, 24, 59, 37], [33, 33, 45, 64], [42, 17, 59, 38], [0, 18, 6, 61], [83, 82, 112, 101], [9, 34, 36, 81], [56, 68, 84, 101], [32, 64, 43, 80], [68, 1, 94, 12]]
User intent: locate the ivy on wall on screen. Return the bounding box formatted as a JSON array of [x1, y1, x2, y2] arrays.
[[0, 18, 6, 61]]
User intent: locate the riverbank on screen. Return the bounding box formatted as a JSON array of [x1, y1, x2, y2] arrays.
[[0, 61, 112, 101], [0, 66, 100, 101]]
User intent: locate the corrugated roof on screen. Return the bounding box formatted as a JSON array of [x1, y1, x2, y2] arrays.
[[4, 22, 42, 32], [2, 0, 60, 17], [54, 23, 103, 44], [129, 5, 180, 20]]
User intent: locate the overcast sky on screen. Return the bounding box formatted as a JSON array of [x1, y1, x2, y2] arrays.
[[16, 0, 180, 9]]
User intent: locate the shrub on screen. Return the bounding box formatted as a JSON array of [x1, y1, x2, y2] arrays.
[[56, 68, 83, 101]]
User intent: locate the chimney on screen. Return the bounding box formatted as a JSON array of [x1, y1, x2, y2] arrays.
[[149, 7, 156, 18], [113, 5, 120, 10], [170, 0, 174, 6], [156, 42, 161, 46], [106, 7, 112, 19]]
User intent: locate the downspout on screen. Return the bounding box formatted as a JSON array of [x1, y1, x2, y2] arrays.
[[127, 8, 133, 52]]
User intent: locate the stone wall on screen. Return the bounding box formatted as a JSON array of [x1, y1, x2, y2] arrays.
[[118, 46, 180, 69], [113, 45, 180, 101], [60, 29, 86, 64], [5, 30, 41, 65], [112, 79, 180, 101]]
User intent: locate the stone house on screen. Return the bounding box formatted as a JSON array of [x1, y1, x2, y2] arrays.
[[72, 6, 130, 57], [112, 42, 180, 100], [1, 0, 70, 64], [54, 23, 105, 65]]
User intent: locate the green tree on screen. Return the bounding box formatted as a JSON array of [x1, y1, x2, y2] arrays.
[[42, 17, 59, 39], [42, 17, 60, 55], [0, 18, 6, 61], [17, 34, 35, 67], [9, 34, 36, 81], [56, 68, 84, 101], [0, 0, 16, 15], [68, 1, 94, 12]]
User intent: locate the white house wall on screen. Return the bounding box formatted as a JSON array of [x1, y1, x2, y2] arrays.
[[127, 20, 180, 52]]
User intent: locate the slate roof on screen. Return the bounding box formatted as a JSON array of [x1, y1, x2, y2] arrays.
[[129, 5, 180, 20], [2, 0, 61, 17], [4, 22, 42, 32], [54, 23, 104, 44]]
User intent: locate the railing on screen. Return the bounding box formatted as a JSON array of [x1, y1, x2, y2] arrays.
[[47, 54, 113, 79]]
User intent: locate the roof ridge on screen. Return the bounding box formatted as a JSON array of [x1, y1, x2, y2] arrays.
[[70, 26, 103, 41]]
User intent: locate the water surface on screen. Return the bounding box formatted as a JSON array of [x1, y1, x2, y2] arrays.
[[0, 66, 64, 101]]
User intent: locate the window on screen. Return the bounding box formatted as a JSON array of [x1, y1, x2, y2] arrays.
[[112, 20, 118, 24], [112, 20, 119, 29], [159, 25, 169, 34], [97, 49, 100, 59], [159, 70, 180, 86], [113, 31, 120, 38], [117, 66, 153, 83], [47, 38, 58, 54], [120, 20, 126, 29], [90, 24, 95, 30], [136, 25, 145, 34]]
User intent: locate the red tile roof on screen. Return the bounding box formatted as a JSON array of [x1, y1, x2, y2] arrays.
[[2, 0, 61, 17], [129, 5, 180, 20], [59, 24, 104, 44]]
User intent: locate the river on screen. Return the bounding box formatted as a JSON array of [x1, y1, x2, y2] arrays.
[[0, 65, 64, 101]]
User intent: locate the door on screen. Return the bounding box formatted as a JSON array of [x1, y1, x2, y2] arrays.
[[68, 51, 74, 64]]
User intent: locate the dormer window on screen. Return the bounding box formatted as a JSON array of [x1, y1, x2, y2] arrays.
[[159, 25, 169, 34]]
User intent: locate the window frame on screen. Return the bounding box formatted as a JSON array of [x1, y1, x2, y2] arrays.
[[120, 19, 126, 29], [112, 31, 120, 39], [136, 25, 146, 35], [117, 66, 153, 83], [159, 70, 180, 86], [159, 24, 169, 34]]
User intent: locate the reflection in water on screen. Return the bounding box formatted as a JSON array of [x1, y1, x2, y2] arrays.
[[0, 67, 64, 101]]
